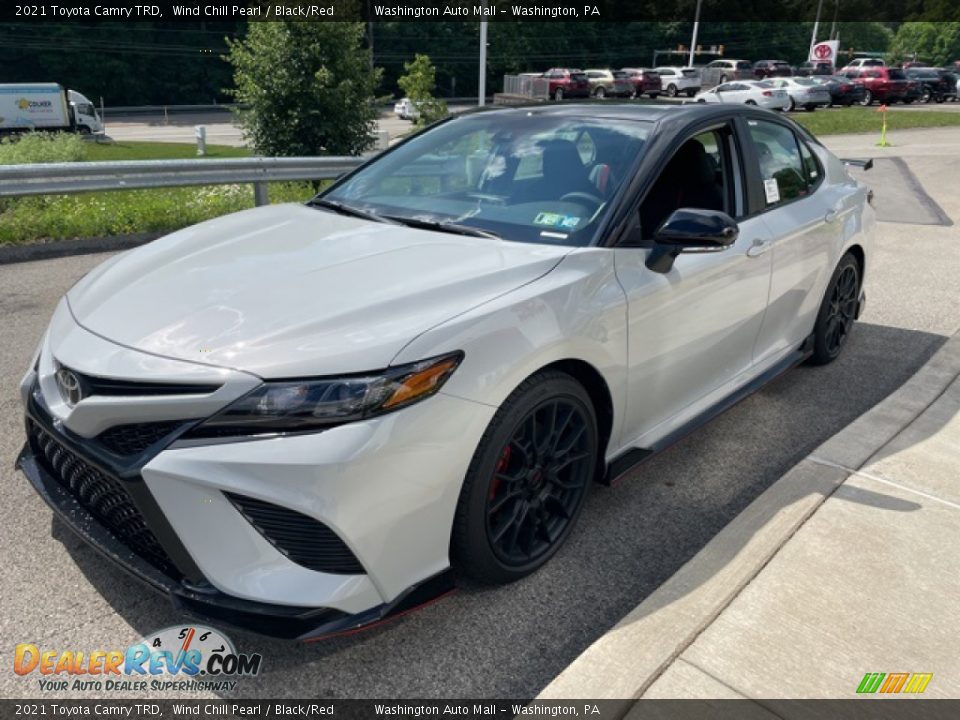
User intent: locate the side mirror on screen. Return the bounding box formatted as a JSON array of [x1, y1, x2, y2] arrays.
[[646, 208, 739, 273]]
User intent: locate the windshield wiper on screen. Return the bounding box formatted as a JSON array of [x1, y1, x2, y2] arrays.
[[307, 198, 395, 224], [382, 214, 501, 239]]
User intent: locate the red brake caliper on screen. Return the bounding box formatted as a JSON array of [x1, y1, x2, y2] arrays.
[[489, 444, 512, 501]]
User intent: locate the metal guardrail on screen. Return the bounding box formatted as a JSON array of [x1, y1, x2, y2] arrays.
[[0, 156, 368, 206]]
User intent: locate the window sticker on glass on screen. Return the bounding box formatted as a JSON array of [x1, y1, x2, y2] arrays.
[[534, 212, 581, 228], [764, 178, 781, 204]]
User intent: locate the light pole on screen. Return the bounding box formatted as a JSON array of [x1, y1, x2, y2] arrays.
[[479, 10, 488, 106], [688, 0, 703, 68], [809, 0, 825, 60]]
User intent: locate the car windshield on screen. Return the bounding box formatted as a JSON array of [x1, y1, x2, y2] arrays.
[[320, 113, 652, 246], [888, 69, 906, 80], [793, 78, 817, 86]]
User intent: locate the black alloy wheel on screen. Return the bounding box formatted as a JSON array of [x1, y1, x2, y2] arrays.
[[810, 254, 861, 365], [667, 84, 678, 97], [451, 371, 598, 583], [484, 398, 594, 568]]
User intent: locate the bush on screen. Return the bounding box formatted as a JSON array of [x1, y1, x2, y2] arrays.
[[0, 132, 87, 165], [398, 54, 449, 128], [226, 22, 382, 157]]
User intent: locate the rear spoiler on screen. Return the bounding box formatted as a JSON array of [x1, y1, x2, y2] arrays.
[[842, 158, 874, 171]]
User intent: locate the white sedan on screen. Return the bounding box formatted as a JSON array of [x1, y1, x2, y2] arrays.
[[760, 78, 833, 111], [695, 80, 791, 110], [393, 97, 420, 121], [18, 103, 873, 640]]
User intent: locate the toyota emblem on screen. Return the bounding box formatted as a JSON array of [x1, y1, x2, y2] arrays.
[[55, 367, 83, 407]]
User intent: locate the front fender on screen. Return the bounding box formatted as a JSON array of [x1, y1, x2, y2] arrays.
[[391, 248, 630, 459]]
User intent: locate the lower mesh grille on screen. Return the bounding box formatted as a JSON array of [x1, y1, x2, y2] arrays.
[[97, 421, 182, 456], [28, 420, 180, 578], [225, 492, 365, 575]]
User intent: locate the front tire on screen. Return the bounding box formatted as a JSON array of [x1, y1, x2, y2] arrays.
[[595, 86, 606, 99], [554, 87, 564, 101], [809, 253, 861, 365], [860, 89, 873, 106], [451, 371, 598, 584], [666, 84, 678, 97]]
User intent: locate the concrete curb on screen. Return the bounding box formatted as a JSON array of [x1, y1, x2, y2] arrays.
[[0, 232, 162, 266], [538, 330, 960, 702]]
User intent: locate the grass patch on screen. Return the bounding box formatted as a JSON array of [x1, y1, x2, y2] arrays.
[[0, 183, 316, 245], [84, 141, 251, 161], [793, 106, 960, 136], [0, 137, 321, 246]]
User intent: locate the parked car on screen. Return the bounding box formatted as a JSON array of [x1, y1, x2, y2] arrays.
[[654, 66, 702, 97], [840, 58, 886, 72], [700, 59, 755, 88], [393, 97, 420, 121], [542, 68, 592, 100], [753, 60, 794, 79], [843, 66, 908, 105], [695, 80, 791, 110], [810, 75, 867, 106], [620, 68, 662, 98], [904, 67, 952, 103], [584, 69, 633, 98], [760, 77, 832, 111], [942, 71, 960, 101], [796, 61, 834, 77], [17, 102, 873, 639], [901, 61, 930, 69]]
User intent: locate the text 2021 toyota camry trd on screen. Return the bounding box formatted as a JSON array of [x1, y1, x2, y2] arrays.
[[18, 104, 873, 640]]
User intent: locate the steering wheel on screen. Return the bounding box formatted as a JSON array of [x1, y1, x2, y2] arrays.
[[558, 191, 604, 211]]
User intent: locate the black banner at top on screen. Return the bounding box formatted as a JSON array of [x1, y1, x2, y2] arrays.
[[3, 0, 960, 23]]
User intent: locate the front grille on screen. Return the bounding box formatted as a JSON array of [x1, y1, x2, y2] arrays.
[[225, 492, 365, 575], [68, 370, 220, 398], [97, 421, 183, 456], [27, 420, 179, 578]]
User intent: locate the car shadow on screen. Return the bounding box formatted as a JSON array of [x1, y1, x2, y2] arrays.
[[51, 320, 948, 697]]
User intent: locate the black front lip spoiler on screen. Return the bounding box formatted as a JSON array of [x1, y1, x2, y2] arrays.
[[16, 442, 455, 642]]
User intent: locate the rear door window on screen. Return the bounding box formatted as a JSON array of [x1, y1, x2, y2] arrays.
[[745, 120, 809, 206]]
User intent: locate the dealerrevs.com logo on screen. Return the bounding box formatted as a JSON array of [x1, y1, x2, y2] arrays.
[[14, 625, 263, 693]]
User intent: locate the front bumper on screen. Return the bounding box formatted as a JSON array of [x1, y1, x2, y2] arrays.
[[18, 364, 494, 639]]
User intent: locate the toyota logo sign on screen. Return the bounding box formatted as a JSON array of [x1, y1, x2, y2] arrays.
[[814, 44, 833, 60], [55, 367, 83, 407]]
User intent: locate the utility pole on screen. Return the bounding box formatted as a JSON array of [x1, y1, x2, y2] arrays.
[[809, 0, 825, 59], [479, 8, 488, 106], [830, 0, 839, 40], [688, 0, 703, 68]]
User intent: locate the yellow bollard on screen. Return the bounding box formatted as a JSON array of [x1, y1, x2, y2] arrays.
[[875, 104, 891, 147]]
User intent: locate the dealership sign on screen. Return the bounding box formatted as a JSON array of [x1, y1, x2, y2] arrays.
[[810, 41, 839, 64]]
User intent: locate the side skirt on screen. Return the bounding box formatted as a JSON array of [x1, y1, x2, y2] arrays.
[[602, 334, 814, 486]]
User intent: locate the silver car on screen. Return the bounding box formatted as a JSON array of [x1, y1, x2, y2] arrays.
[[761, 78, 832, 111], [18, 103, 873, 640], [700, 59, 755, 88]]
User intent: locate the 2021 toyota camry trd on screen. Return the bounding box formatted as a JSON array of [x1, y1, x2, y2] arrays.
[[18, 104, 873, 640]]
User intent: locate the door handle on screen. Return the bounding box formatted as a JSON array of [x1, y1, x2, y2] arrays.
[[824, 208, 840, 223], [746, 238, 771, 258]]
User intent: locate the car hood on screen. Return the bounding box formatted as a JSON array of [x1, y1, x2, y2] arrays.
[[67, 204, 570, 378]]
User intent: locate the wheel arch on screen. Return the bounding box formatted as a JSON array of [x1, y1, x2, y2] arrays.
[[535, 358, 614, 482]]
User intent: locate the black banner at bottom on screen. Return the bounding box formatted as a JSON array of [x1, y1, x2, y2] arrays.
[[3, 700, 960, 720]]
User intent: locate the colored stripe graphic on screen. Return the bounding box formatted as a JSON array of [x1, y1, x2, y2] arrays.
[[857, 672, 933, 694]]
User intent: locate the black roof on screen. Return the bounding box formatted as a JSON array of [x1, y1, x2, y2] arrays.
[[463, 101, 756, 124]]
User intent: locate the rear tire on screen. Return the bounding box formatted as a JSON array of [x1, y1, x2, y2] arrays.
[[809, 253, 861, 366], [451, 371, 598, 584], [787, 96, 796, 112], [554, 88, 564, 101], [595, 86, 606, 99]]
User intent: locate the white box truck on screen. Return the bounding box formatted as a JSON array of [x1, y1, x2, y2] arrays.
[[0, 83, 103, 136]]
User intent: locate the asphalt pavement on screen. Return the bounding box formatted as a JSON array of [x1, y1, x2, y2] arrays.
[[1, 131, 958, 699]]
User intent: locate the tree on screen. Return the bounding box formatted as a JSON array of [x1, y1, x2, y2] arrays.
[[397, 54, 449, 127], [890, 22, 960, 65], [226, 22, 381, 156]]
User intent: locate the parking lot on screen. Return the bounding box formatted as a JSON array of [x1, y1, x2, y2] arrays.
[[1, 130, 958, 699]]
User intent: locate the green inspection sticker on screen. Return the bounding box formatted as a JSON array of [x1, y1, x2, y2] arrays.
[[534, 212, 581, 228]]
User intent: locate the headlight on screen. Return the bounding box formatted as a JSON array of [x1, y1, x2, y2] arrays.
[[184, 352, 463, 439]]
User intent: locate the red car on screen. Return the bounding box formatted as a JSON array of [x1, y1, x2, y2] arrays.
[[843, 66, 909, 105], [620, 68, 662, 98], [542, 68, 591, 101]]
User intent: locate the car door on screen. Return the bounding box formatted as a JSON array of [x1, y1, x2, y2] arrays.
[[613, 121, 774, 446], [739, 117, 844, 364], [713, 83, 737, 103]]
